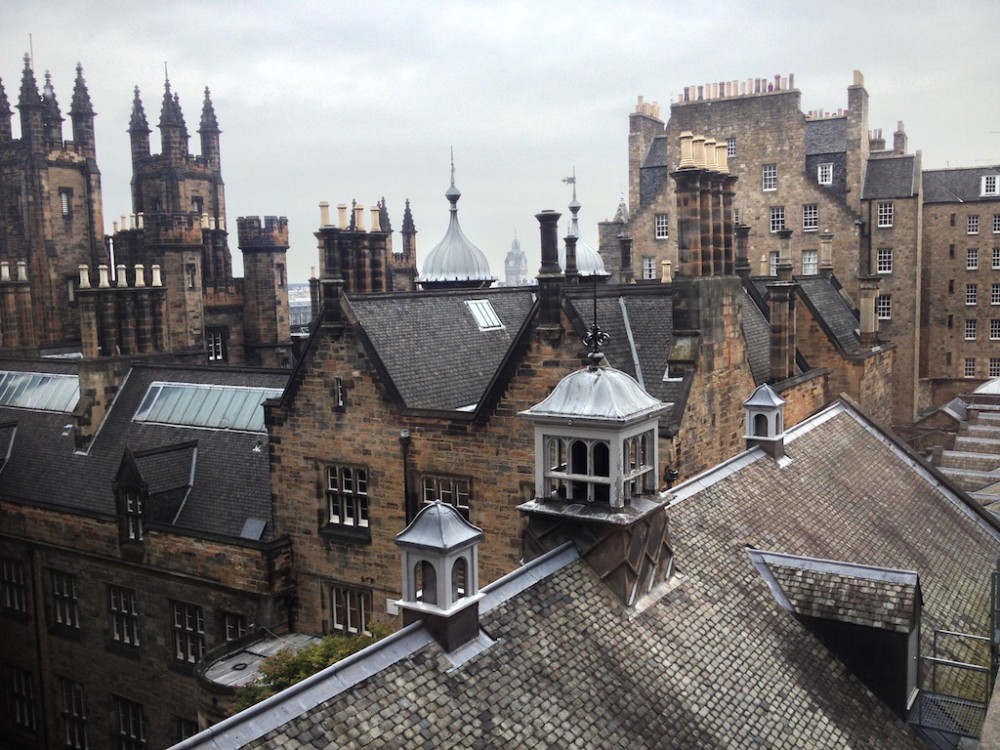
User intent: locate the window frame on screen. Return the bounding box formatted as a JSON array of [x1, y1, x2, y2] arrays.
[[421, 475, 471, 519], [991, 358, 1000, 378], [993, 283, 1000, 306], [802, 249, 818, 275], [993, 214, 1000, 234], [114, 696, 146, 750], [1, 558, 27, 614], [9, 664, 36, 732], [58, 676, 88, 750], [969, 215, 980, 235], [325, 464, 369, 529], [206, 328, 227, 363], [542, 435, 613, 504], [817, 163, 833, 185], [802, 203, 818, 232], [762, 164, 777, 192], [52, 571, 80, 629], [726, 137, 736, 158], [877, 202, 894, 228], [965, 357, 977, 378], [983, 175, 999, 197], [59, 188, 73, 219], [108, 585, 140, 648], [876, 247, 893, 274], [641, 256, 656, 280], [965, 319, 978, 341], [990, 319, 1000, 341], [967, 284, 979, 306], [654, 213, 669, 240], [769, 206, 785, 233], [170, 601, 206, 665], [968, 248, 979, 270], [876, 295, 892, 320], [330, 585, 372, 635], [223, 612, 248, 642], [992, 247, 1000, 269]]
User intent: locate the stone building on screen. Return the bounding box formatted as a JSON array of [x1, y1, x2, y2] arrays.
[[609, 71, 923, 430], [176, 370, 1000, 749], [0, 57, 292, 368], [0, 361, 294, 749], [920, 166, 1000, 402]]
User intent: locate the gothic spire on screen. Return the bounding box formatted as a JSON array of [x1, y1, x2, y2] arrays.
[[402, 198, 416, 234], [42, 71, 63, 122], [129, 86, 149, 131], [174, 92, 188, 137], [378, 197, 392, 233], [198, 86, 219, 133], [18, 53, 41, 109], [159, 76, 179, 128], [0, 76, 11, 117], [70, 63, 94, 116]]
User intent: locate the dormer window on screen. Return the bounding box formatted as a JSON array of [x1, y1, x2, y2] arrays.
[[544, 437, 611, 503], [983, 175, 999, 197], [122, 490, 145, 542]]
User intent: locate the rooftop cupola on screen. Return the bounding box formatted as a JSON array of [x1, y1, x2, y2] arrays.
[[518, 329, 675, 607], [417, 152, 496, 290], [743, 383, 786, 459], [41, 71, 64, 146], [395, 500, 484, 652], [560, 172, 608, 280]]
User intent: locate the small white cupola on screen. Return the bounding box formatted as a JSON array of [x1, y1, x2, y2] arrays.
[[395, 500, 484, 651], [743, 383, 786, 459], [520, 359, 669, 508]]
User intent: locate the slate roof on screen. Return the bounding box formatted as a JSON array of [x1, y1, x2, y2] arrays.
[[179, 399, 1000, 750], [642, 134, 669, 168], [741, 290, 771, 384], [751, 275, 861, 356], [0, 362, 286, 541], [862, 155, 917, 199], [924, 166, 1000, 204], [805, 117, 847, 155], [345, 288, 536, 412]]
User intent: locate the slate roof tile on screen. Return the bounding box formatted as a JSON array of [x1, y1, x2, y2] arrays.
[[862, 155, 917, 199], [924, 166, 1000, 204], [805, 118, 847, 155]]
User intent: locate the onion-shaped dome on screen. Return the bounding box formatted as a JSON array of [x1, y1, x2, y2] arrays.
[[560, 187, 607, 277], [522, 365, 667, 426], [418, 158, 496, 290]]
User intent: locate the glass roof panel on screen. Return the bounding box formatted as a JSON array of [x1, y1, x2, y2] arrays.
[[0, 371, 80, 412], [132, 382, 282, 432]]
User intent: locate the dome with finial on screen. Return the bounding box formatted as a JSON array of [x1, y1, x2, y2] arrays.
[[418, 152, 496, 290], [560, 174, 607, 277], [523, 365, 665, 425]]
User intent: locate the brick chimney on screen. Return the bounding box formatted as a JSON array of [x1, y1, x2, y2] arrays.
[[535, 210, 563, 334]]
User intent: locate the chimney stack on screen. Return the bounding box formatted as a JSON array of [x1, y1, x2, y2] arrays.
[[535, 210, 563, 332]]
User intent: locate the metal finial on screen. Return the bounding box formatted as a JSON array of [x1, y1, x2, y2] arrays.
[[582, 275, 609, 366], [450, 147, 455, 188]]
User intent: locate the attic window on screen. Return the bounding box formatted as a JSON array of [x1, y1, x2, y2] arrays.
[[983, 176, 999, 197], [465, 299, 503, 330], [0, 371, 79, 412]]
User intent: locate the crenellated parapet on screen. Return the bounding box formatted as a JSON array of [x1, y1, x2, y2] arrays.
[[237, 216, 289, 251]]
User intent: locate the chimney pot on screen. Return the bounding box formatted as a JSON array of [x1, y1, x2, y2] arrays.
[[371, 206, 381, 233], [151, 264, 162, 287], [319, 202, 331, 227], [116, 264, 128, 287], [79, 264, 91, 288], [354, 204, 365, 231], [1, 263, 10, 282], [98, 264, 110, 288], [337, 203, 348, 229], [134, 264, 145, 287]]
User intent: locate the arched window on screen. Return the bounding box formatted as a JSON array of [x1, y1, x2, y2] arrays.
[[452, 557, 467, 600], [754, 413, 769, 437], [416, 561, 437, 605]]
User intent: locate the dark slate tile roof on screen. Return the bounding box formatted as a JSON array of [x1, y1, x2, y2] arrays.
[[805, 117, 847, 155], [752, 552, 919, 633], [924, 166, 1000, 203], [202, 401, 997, 750], [564, 287, 686, 431], [795, 276, 862, 354], [135, 443, 196, 524], [346, 288, 536, 411], [862, 155, 917, 199], [741, 290, 771, 385], [0, 362, 286, 541], [642, 134, 669, 168]]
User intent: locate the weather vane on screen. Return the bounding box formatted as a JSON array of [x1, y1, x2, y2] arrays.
[[582, 274, 609, 365]]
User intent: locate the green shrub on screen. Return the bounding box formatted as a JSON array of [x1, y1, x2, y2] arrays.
[[230, 623, 394, 714]]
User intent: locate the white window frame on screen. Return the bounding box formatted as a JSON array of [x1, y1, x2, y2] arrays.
[[726, 137, 736, 158], [877, 202, 894, 228], [983, 175, 999, 196], [877, 248, 893, 274], [991, 358, 1000, 378], [464, 299, 503, 331], [769, 206, 785, 233], [993, 283, 1000, 305], [968, 284, 979, 306], [59, 677, 88, 750], [768, 251, 779, 277], [876, 295, 892, 320], [331, 585, 372, 635], [421, 475, 471, 519], [109, 586, 140, 647], [53, 571, 79, 628], [326, 465, 369, 528], [969, 215, 980, 235], [802, 249, 818, 275], [1, 558, 27, 613], [991, 320, 1000, 341], [966, 319, 978, 340], [654, 213, 669, 240], [115, 696, 146, 750], [965, 357, 977, 378], [171, 601, 206, 664], [817, 163, 833, 185], [802, 204, 818, 232], [762, 164, 777, 191], [642, 256, 656, 280], [968, 248, 979, 270], [993, 247, 1000, 270], [993, 214, 1000, 234]]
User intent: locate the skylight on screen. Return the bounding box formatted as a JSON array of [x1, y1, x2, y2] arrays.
[[133, 382, 283, 432], [465, 299, 504, 331], [0, 371, 79, 412]]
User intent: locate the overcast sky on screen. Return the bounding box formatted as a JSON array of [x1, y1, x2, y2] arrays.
[[3, 1, 999, 282]]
